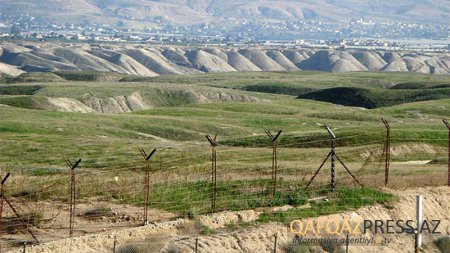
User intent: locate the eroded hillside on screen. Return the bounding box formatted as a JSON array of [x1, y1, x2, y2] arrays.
[[1, 43, 449, 77]]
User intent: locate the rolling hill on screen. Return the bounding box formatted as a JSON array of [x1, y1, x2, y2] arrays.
[[0, 70, 449, 253], [1, 71, 449, 113], [298, 86, 450, 108], [1, 43, 449, 77]]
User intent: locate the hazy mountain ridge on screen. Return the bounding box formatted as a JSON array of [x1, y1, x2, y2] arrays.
[[0, 0, 448, 25], [1, 43, 449, 77]]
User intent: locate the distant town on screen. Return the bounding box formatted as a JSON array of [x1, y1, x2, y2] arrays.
[[1, 14, 449, 51]]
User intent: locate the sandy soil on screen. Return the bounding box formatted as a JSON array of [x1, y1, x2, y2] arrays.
[[5, 186, 449, 253]]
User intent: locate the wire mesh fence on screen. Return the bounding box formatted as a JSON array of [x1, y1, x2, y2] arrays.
[[106, 231, 422, 253], [0, 123, 448, 252]]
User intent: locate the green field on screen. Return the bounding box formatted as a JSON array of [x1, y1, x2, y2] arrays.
[[0, 71, 448, 219]]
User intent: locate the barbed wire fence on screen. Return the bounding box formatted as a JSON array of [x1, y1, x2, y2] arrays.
[[0, 119, 448, 252]]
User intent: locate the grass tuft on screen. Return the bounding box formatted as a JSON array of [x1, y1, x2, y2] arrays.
[[434, 237, 450, 253]]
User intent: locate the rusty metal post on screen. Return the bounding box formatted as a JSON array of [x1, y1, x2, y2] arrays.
[[326, 127, 337, 192], [65, 158, 81, 237], [381, 118, 391, 186], [0, 173, 10, 223], [139, 148, 156, 225], [273, 233, 278, 253], [195, 237, 199, 253], [345, 234, 349, 253], [3, 196, 40, 243], [273, 143, 277, 196], [306, 127, 362, 191], [113, 236, 117, 253], [214, 146, 216, 209], [335, 155, 363, 187], [414, 230, 419, 253], [0, 173, 10, 252], [266, 130, 282, 198], [70, 167, 75, 237], [0, 187, 2, 253], [305, 152, 331, 190], [331, 137, 336, 192], [206, 135, 217, 213], [0, 173, 39, 244], [443, 119, 450, 187], [144, 169, 149, 223]]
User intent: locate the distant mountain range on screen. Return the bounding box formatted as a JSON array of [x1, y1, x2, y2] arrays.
[[0, 0, 448, 26]]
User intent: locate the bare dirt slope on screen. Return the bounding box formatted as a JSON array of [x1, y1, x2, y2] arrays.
[[299, 50, 368, 72], [16, 187, 449, 253], [90, 50, 158, 77], [226, 50, 261, 72], [1, 43, 450, 76], [352, 52, 387, 71], [40, 87, 268, 114], [185, 49, 236, 73], [266, 51, 299, 71], [0, 62, 25, 77], [238, 49, 286, 71]]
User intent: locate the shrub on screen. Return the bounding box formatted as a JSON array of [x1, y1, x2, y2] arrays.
[[282, 239, 320, 253], [24, 211, 44, 226], [83, 205, 113, 219], [319, 237, 344, 253], [117, 244, 146, 253], [434, 237, 450, 253], [1, 211, 43, 234], [187, 208, 198, 220], [195, 221, 215, 235]]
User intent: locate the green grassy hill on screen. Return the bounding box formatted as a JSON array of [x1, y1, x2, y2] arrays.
[[0, 71, 448, 218], [0, 71, 448, 169], [298, 86, 450, 108]]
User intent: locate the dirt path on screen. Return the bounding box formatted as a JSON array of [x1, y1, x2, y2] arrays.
[[10, 187, 450, 253]]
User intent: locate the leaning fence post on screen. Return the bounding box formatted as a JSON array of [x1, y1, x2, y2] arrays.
[[0, 173, 39, 244], [0, 172, 10, 251]]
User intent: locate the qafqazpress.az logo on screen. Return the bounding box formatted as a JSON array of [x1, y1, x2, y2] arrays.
[[289, 218, 442, 245]]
